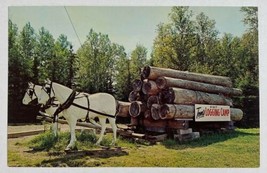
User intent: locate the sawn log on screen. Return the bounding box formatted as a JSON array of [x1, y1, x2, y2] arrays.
[[158, 87, 233, 106], [159, 104, 243, 121], [142, 66, 233, 87], [156, 76, 242, 96]]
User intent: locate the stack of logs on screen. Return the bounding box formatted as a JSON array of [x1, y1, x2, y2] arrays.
[[127, 66, 243, 138]]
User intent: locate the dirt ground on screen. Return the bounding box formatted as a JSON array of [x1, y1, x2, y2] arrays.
[[8, 123, 71, 134]]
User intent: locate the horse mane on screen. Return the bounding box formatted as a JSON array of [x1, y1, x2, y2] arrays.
[[53, 82, 72, 92]]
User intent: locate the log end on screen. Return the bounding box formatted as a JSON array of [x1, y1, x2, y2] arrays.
[[158, 88, 175, 104], [151, 104, 160, 120], [141, 66, 151, 79], [159, 104, 169, 120], [142, 81, 151, 95], [156, 77, 167, 89], [231, 108, 243, 121], [128, 91, 140, 102], [147, 96, 159, 108], [129, 101, 142, 117], [132, 79, 143, 92]]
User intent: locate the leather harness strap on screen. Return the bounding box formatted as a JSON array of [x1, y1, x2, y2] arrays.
[[53, 90, 115, 123]]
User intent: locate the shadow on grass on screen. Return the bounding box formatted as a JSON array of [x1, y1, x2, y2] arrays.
[[24, 131, 129, 166], [32, 148, 128, 167], [162, 129, 259, 150]]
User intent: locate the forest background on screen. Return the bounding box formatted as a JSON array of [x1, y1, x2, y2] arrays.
[[8, 7, 258, 127]]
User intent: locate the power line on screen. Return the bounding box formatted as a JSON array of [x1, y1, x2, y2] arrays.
[[64, 6, 82, 47]]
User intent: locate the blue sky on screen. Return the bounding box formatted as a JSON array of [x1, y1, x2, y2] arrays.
[[9, 6, 247, 55]]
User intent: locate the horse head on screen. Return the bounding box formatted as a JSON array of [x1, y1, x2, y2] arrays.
[[22, 82, 40, 106], [38, 79, 54, 105]]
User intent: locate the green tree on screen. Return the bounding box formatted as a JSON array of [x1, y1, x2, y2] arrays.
[[113, 46, 129, 100], [17, 22, 37, 82], [66, 45, 78, 88], [77, 29, 121, 93], [169, 6, 195, 70], [241, 7, 258, 32], [151, 7, 195, 71], [8, 20, 35, 122], [237, 7, 258, 95], [130, 44, 148, 80], [189, 12, 219, 74], [53, 34, 72, 85], [151, 23, 175, 68], [36, 27, 55, 83]]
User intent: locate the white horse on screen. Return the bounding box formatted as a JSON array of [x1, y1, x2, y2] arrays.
[[38, 80, 118, 150], [22, 82, 61, 136]]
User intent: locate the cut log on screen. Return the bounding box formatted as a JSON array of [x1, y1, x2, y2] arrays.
[[150, 104, 161, 120], [230, 108, 243, 121], [159, 87, 233, 106], [160, 104, 195, 119], [156, 76, 242, 96], [142, 80, 160, 95], [129, 101, 146, 117], [159, 104, 243, 121], [142, 66, 233, 87], [132, 79, 143, 92], [147, 95, 159, 108], [117, 101, 131, 117], [128, 91, 140, 102], [144, 110, 151, 119]]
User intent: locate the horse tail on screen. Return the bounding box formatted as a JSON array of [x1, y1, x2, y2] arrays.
[[115, 99, 119, 117]]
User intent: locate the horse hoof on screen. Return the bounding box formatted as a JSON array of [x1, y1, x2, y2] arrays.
[[64, 148, 71, 153], [65, 146, 78, 152]]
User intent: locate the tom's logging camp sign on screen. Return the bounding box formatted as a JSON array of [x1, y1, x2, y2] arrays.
[[195, 104, 230, 122]]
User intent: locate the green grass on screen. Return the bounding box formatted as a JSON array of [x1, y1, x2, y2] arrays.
[[8, 128, 259, 167]]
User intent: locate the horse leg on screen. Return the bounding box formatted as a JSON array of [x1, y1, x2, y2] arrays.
[[51, 122, 58, 137], [109, 118, 117, 146], [95, 117, 107, 146], [65, 117, 77, 151]]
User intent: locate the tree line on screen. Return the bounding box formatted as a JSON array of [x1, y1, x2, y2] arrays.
[[8, 7, 258, 125]]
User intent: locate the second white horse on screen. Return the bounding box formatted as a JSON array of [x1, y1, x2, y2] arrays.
[[38, 80, 118, 150]]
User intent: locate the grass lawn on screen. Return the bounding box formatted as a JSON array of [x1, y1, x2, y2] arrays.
[[8, 128, 259, 167]]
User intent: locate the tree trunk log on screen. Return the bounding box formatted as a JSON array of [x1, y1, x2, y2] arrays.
[[129, 101, 147, 117], [156, 76, 242, 96], [142, 66, 233, 87], [117, 101, 131, 117], [160, 104, 195, 119], [159, 87, 233, 106], [147, 95, 159, 108], [159, 104, 243, 121], [142, 80, 160, 95], [230, 108, 243, 121], [150, 104, 161, 120], [132, 79, 143, 92], [128, 91, 140, 102]]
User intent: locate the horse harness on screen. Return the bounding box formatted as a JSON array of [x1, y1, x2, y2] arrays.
[[44, 86, 116, 123], [26, 84, 39, 105]]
